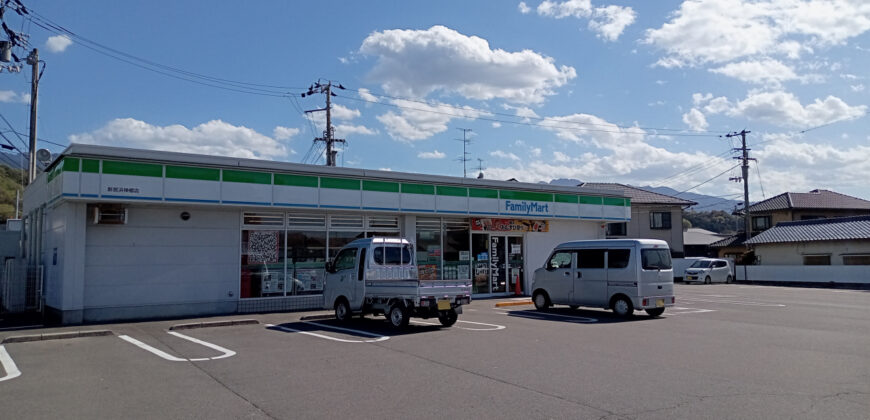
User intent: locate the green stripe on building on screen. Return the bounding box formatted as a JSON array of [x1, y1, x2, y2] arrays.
[[82, 159, 100, 173], [321, 177, 361, 190], [554, 194, 579, 204], [499, 190, 553, 202], [401, 183, 435, 195], [363, 180, 399, 193], [166, 165, 220, 181], [603, 197, 627, 206], [222, 170, 271, 184], [275, 174, 319, 188], [436, 186, 467, 197], [62, 157, 80, 172], [102, 160, 163, 177], [578, 196, 602, 205], [468, 188, 498, 199]]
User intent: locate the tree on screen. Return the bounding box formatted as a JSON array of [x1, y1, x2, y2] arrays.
[[0, 164, 25, 222], [683, 210, 742, 234]]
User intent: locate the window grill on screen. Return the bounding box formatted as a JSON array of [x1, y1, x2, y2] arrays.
[[243, 212, 284, 227], [287, 214, 326, 228]]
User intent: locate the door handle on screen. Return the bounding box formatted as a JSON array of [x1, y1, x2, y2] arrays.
[[577, 272, 582, 278], [563, 271, 570, 277]]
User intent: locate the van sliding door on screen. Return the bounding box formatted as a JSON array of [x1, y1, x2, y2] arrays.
[[574, 249, 607, 306]]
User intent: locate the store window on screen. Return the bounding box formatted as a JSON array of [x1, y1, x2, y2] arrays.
[[442, 219, 471, 280], [650, 212, 671, 230], [366, 215, 401, 238], [416, 218, 442, 280], [328, 215, 364, 259], [240, 229, 286, 298], [606, 222, 627, 236]]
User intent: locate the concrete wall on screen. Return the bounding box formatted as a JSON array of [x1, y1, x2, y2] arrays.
[[623, 205, 684, 254], [82, 205, 241, 322], [754, 240, 870, 265], [736, 265, 870, 284]]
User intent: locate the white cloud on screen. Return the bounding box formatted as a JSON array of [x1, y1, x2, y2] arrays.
[[376, 99, 491, 142], [587, 5, 636, 42], [359, 25, 576, 104], [335, 124, 378, 137], [703, 90, 867, 128], [851, 84, 865, 92], [273, 126, 300, 140], [45, 35, 73, 53], [682, 108, 708, 131], [553, 150, 571, 162], [644, 0, 870, 67], [418, 150, 446, 159], [358, 88, 379, 103], [491, 150, 521, 161], [709, 59, 798, 85], [0, 90, 29, 103], [69, 118, 292, 159], [331, 104, 362, 120], [537, 0, 593, 18], [492, 122, 502, 128], [531, 147, 542, 157], [518, 2, 531, 14]]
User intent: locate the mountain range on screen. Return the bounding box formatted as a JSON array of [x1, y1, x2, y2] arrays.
[[548, 179, 740, 212]]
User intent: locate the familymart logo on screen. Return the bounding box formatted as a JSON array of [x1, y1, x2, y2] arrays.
[[504, 200, 550, 215]]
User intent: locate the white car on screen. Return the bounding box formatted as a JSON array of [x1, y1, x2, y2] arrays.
[[684, 259, 733, 284]]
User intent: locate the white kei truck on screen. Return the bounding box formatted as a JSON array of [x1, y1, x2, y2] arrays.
[[323, 237, 472, 328]]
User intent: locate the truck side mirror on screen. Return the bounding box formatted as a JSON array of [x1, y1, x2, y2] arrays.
[[325, 262, 334, 273]]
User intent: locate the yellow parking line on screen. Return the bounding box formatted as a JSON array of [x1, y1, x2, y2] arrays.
[[494, 300, 532, 308]]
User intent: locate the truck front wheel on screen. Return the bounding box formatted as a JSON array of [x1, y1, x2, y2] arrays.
[[438, 309, 458, 327], [388, 304, 410, 328], [334, 298, 352, 322]]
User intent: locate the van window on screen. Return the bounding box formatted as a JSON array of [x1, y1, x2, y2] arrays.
[[334, 247, 358, 271], [608, 249, 631, 269], [547, 252, 572, 269], [641, 249, 672, 270], [373, 245, 413, 265], [577, 249, 605, 269]]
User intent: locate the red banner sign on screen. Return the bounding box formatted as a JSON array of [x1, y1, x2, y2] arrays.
[[471, 218, 549, 232]]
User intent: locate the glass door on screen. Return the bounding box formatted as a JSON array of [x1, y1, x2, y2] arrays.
[[471, 233, 490, 294], [490, 235, 507, 293], [507, 236, 524, 295]]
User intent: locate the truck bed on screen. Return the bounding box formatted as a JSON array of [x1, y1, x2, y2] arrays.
[[364, 279, 472, 299]]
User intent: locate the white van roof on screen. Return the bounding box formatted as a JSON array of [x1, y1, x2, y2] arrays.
[[344, 237, 411, 248], [554, 239, 670, 250]]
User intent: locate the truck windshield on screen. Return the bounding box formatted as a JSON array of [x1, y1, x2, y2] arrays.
[[641, 249, 672, 270], [373, 245, 413, 265]]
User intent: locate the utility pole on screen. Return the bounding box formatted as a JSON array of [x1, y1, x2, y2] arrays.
[[455, 128, 472, 177], [727, 129, 754, 241], [303, 80, 346, 166], [27, 48, 38, 184]]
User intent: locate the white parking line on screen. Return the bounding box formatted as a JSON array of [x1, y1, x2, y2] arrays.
[[667, 307, 716, 315], [409, 319, 506, 331], [0, 345, 22, 382], [119, 332, 237, 362], [266, 323, 390, 343], [680, 297, 786, 307], [499, 310, 598, 323]]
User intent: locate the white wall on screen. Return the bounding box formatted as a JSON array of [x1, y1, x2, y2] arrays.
[[754, 241, 870, 265], [83, 205, 240, 321], [736, 265, 870, 284], [524, 219, 602, 293], [41, 202, 88, 323]]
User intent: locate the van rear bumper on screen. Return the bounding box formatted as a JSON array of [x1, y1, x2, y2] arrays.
[[634, 295, 675, 309]]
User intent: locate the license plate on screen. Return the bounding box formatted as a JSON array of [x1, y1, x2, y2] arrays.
[[437, 300, 451, 310], [686, 276, 695, 280], [656, 299, 665, 308]]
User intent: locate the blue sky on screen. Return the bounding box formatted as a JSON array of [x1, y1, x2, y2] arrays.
[[1, 0, 868, 205]]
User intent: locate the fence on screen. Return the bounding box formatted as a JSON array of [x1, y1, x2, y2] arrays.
[[1, 259, 43, 313], [735, 265, 870, 285]]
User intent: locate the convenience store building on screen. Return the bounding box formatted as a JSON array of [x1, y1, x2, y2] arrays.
[[23, 144, 631, 324]]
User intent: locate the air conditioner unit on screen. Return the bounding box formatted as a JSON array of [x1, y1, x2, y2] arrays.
[[90, 204, 128, 225]]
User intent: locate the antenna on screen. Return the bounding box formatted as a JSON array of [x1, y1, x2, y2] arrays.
[[455, 128, 472, 177], [474, 158, 486, 179]]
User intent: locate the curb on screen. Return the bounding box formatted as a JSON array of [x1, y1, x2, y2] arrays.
[[299, 314, 335, 321], [494, 300, 532, 308], [2, 330, 114, 344], [170, 319, 260, 331]]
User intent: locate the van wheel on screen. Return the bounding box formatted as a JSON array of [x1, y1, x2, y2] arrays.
[[334, 299, 352, 322], [611, 296, 633, 317], [438, 309, 458, 327], [704, 276, 712, 284], [533, 291, 550, 311], [645, 308, 665, 317], [388, 304, 409, 328], [726, 275, 733, 284]]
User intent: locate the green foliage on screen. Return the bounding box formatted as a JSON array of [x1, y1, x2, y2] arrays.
[[0, 164, 25, 222], [683, 210, 743, 234]]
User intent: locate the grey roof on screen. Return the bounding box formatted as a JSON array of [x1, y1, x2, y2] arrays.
[[745, 215, 870, 245], [749, 189, 870, 212], [709, 233, 747, 248], [684, 228, 729, 246], [579, 183, 696, 206]]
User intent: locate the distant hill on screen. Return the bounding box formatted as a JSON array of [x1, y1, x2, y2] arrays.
[[547, 179, 740, 212]]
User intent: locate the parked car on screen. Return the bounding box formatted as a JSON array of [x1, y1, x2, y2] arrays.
[[684, 259, 733, 284]]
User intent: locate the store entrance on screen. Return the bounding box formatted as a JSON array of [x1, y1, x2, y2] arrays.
[[471, 233, 524, 295]]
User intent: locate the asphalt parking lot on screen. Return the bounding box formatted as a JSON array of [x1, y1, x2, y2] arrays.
[[1, 284, 868, 420]]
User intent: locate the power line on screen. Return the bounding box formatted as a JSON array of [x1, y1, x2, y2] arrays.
[[754, 161, 766, 200], [0, 112, 28, 150], [673, 164, 740, 197]]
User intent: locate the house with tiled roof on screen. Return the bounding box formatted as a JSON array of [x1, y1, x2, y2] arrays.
[[711, 189, 870, 260], [579, 183, 697, 257], [744, 216, 870, 265]]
